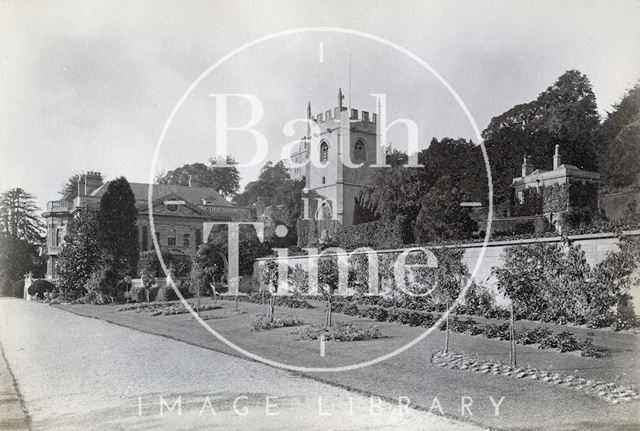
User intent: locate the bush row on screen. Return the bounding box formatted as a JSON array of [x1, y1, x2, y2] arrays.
[[331, 303, 607, 357], [219, 292, 314, 309]]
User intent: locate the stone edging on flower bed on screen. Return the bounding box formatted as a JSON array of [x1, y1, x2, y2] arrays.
[[432, 350, 639, 405]]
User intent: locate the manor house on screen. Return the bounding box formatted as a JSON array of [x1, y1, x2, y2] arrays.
[[42, 172, 250, 280]]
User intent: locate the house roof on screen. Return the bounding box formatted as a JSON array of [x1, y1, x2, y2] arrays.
[[90, 182, 231, 207]]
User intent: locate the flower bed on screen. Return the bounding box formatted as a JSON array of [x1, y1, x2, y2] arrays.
[[117, 301, 221, 316], [250, 316, 303, 332], [297, 323, 381, 342], [432, 351, 638, 404]]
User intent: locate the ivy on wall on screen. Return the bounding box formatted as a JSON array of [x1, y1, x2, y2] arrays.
[[512, 181, 598, 216]]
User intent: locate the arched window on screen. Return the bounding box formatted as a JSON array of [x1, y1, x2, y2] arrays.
[[168, 228, 176, 246], [352, 139, 366, 163], [320, 141, 329, 163]]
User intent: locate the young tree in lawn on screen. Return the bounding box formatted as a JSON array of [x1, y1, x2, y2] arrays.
[[317, 255, 347, 327], [261, 260, 279, 322], [56, 208, 101, 300], [96, 177, 139, 298]]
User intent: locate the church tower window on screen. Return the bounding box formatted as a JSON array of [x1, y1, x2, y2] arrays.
[[353, 139, 366, 163], [320, 141, 329, 163]]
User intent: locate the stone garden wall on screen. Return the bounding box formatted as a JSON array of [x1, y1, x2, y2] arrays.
[[255, 230, 640, 309]]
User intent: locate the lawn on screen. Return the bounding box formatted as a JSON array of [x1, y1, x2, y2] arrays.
[[55, 298, 640, 430]]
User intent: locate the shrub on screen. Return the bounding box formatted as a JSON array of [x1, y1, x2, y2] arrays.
[[276, 295, 313, 309], [250, 316, 303, 332], [340, 303, 360, 316], [165, 281, 192, 301], [515, 327, 553, 345], [362, 306, 389, 322], [494, 238, 640, 328], [538, 331, 580, 352], [138, 250, 192, 278], [288, 264, 309, 293], [580, 338, 608, 358], [463, 283, 495, 316], [483, 323, 510, 340], [27, 279, 55, 299], [298, 323, 381, 341], [82, 268, 113, 305], [450, 317, 480, 334]]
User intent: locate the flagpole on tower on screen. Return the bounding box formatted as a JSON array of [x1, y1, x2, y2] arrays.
[[348, 53, 352, 113]]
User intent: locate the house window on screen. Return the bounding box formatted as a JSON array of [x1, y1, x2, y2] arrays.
[[183, 233, 190, 247], [55, 228, 62, 246], [322, 176, 326, 184], [155, 232, 161, 245], [168, 229, 176, 246], [352, 139, 366, 163], [166, 203, 178, 212], [320, 141, 329, 163]]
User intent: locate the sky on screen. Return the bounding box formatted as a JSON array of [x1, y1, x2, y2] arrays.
[[1, 0, 639, 211]]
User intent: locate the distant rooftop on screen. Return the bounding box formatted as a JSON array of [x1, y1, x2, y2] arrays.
[[90, 182, 231, 207]]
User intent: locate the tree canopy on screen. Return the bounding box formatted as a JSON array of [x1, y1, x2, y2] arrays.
[[598, 82, 640, 189], [97, 177, 139, 293], [483, 70, 600, 203], [0, 188, 44, 244], [55, 208, 102, 299], [157, 156, 240, 198], [59, 173, 82, 201], [414, 176, 476, 243]]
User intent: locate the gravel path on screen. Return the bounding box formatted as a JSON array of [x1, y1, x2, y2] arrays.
[[0, 299, 482, 431]]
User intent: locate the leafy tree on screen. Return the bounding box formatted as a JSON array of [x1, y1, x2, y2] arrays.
[[588, 237, 640, 329], [59, 173, 82, 201], [59, 173, 103, 201], [233, 161, 291, 206], [157, 156, 240, 198], [419, 138, 487, 204], [483, 70, 600, 203], [603, 114, 640, 189], [0, 236, 39, 296], [414, 177, 476, 243], [96, 177, 139, 297], [493, 238, 638, 328], [234, 161, 305, 245], [56, 208, 101, 300], [598, 81, 640, 186], [0, 188, 44, 244], [190, 242, 223, 297], [363, 163, 427, 226]]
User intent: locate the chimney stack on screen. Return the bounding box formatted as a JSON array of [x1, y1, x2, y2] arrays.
[[83, 171, 103, 196], [521, 156, 533, 177]]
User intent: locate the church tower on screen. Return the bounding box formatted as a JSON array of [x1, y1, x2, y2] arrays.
[[304, 89, 379, 226]]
